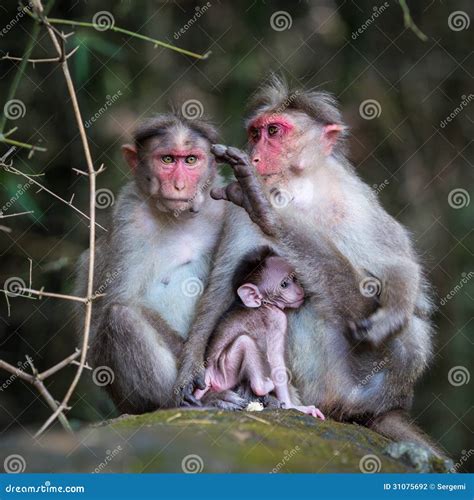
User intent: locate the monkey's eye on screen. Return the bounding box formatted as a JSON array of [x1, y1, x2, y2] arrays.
[[161, 155, 174, 164], [280, 280, 289, 289], [185, 155, 197, 166], [268, 124, 279, 136], [249, 127, 260, 141]]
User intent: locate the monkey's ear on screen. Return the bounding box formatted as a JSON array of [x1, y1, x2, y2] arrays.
[[122, 144, 139, 172], [237, 284, 262, 308], [321, 124, 345, 155]]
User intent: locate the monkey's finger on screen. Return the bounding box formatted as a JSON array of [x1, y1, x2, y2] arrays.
[[225, 146, 251, 166], [183, 383, 203, 406], [315, 409, 325, 420], [195, 373, 206, 390], [210, 187, 227, 201], [211, 144, 239, 165]]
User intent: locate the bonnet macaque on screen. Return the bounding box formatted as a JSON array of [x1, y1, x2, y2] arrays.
[[176, 77, 442, 460], [74, 113, 224, 414], [195, 247, 324, 419]]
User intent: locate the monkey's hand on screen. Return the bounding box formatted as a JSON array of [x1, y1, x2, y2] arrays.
[[210, 144, 277, 237], [173, 366, 207, 407]]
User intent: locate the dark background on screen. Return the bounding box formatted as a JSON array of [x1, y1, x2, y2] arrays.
[[0, 0, 472, 471]]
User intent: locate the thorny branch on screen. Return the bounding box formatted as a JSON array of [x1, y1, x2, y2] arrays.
[[0, 0, 101, 437], [0, 0, 211, 437]]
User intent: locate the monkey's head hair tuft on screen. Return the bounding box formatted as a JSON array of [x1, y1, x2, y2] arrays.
[[246, 74, 348, 152], [232, 246, 276, 294], [133, 112, 219, 149]]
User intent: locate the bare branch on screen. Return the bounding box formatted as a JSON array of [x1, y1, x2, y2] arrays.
[[43, 17, 210, 60], [0, 211, 34, 219], [19, 287, 89, 303], [32, 0, 98, 438], [0, 134, 47, 152], [1, 46, 79, 64], [0, 358, 73, 434], [2, 163, 107, 232], [38, 349, 81, 380]]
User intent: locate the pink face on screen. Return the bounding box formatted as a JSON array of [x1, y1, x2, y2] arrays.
[[151, 147, 208, 210], [247, 112, 344, 184], [237, 256, 305, 310], [263, 256, 305, 309], [247, 114, 296, 179]]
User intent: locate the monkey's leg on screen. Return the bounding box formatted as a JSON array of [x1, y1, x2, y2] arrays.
[[349, 262, 420, 346], [369, 410, 445, 459], [92, 303, 181, 414], [219, 335, 274, 397]]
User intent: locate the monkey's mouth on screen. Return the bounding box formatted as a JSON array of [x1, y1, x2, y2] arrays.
[[161, 197, 192, 209]]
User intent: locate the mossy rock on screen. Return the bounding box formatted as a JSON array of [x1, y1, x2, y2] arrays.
[[0, 409, 446, 473]]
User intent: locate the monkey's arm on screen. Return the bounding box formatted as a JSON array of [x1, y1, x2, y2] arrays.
[[210, 145, 377, 324], [174, 213, 254, 406]]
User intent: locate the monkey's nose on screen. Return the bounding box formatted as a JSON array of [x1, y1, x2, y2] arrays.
[[252, 157, 260, 165], [174, 181, 185, 191]]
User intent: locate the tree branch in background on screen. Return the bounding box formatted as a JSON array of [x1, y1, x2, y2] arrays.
[[399, 0, 428, 42]]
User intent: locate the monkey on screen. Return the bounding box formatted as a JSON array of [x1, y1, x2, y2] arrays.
[[194, 246, 325, 419], [74, 112, 226, 414], [175, 77, 443, 459]]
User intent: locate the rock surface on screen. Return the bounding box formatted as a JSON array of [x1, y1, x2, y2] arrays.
[[0, 409, 449, 473]]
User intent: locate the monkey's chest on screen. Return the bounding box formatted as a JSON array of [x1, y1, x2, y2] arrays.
[[142, 242, 211, 338]]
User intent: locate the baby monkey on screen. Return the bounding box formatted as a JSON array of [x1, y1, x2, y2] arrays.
[[194, 247, 325, 419]]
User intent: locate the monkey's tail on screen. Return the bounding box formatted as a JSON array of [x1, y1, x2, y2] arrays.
[[368, 409, 446, 459]]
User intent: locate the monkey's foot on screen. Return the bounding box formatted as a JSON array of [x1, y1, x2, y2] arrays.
[[289, 405, 325, 420], [200, 390, 248, 411], [385, 441, 454, 473]]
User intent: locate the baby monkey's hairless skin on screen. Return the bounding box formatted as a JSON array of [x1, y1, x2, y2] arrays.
[[195, 247, 324, 419]]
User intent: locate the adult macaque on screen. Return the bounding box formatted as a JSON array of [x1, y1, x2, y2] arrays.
[[195, 246, 325, 419], [176, 78, 440, 457], [74, 113, 224, 414]]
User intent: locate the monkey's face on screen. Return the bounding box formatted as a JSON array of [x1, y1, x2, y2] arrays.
[[247, 110, 343, 187], [263, 256, 305, 309], [123, 126, 215, 214]]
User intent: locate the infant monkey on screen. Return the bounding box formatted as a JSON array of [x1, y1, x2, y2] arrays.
[[194, 247, 325, 419]]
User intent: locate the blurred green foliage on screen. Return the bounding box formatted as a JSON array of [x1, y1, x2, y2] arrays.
[[0, 0, 472, 470]]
